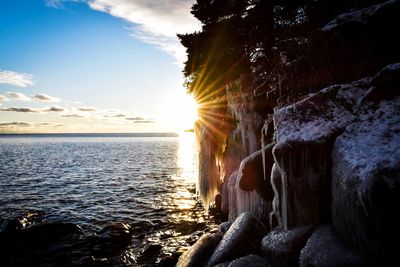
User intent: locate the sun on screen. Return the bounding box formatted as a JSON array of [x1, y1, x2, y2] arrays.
[[167, 92, 199, 132]]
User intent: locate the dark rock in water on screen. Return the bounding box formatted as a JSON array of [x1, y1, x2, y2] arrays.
[[160, 251, 181, 267], [0, 220, 134, 267], [331, 93, 400, 258], [299, 225, 373, 267], [261, 225, 314, 267], [220, 254, 271, 267], [141, 243, 162, 258], [238, 144, 274, 202], [207, 212, 267, 266], [1, 210, 43, 233], [177, 233, 221, 267], [94, 222, 133, 257]]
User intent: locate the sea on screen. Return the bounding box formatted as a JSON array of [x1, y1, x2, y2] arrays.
[[0, 133, 217, 264]]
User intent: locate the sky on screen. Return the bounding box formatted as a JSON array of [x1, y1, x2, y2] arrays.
[[0, 0, 200, 133]]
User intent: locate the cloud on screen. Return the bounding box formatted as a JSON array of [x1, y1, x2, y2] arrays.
[[0, 122, 31, 127], [61, 113, 84, 118], [104, 113, 126, 118], [43, 106, 65, 112], [79, 106, 96, 112], [0, 106, 65, 113], [125, 117, 154, 123], [33, 94, 61, 102], [125, 116, 146, 121], [45, 0, 82, 8], [0, 107, 39, 113], [133, 120, 154, 123], [0, 95, 6, 101], [0, 70, 35, 87], [87, 0, 200, 62], [6, 91, 31, 101]]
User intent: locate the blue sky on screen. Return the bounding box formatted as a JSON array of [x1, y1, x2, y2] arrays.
[[0, 0, 200, 133]]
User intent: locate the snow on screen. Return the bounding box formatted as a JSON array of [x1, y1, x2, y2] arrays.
[[334, 96, 400, 182], [322, 0, 397, 31], [274, 83, 362, 145]]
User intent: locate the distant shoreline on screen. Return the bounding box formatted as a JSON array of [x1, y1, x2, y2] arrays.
[[0, 132, 180, 138]]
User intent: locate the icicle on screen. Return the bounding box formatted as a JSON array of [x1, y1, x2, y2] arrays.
[[239, 116, 247, 157], [247, 114, 258, 154], [270, 163, 282, 229], [261, 116, 273, 182], [272, 152, 288, 230], [196, 124, 219, 209]]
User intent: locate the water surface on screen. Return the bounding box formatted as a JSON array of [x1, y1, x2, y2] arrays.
[[0, 133, 216, 264]]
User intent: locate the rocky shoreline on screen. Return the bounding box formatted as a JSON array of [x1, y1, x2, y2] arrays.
[[0, 210, 218, 266]]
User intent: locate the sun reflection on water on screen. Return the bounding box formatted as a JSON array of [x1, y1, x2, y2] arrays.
[[169, 131, 200, 218]]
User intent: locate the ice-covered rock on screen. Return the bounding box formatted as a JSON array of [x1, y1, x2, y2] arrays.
[[273, 81, 363, 229], [238, 145, 274, 201], [222, 170, 271, 222], [177, 233, 222, 267], [331, 96, 400, 258], [261, 225, 314, 267], [272, 63, 400, 230], [207, 212, 267, 266], [221, 144, 274, 222], [217, 222, 232, 237], [299, 225, 372, 267]]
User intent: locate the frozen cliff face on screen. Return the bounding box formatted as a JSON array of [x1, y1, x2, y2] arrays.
[[221, 145, 275, 222], [223, 169, 270, 222], [331, 96, 400, 258], [272, 63, 400, 230], [272, 83, 362, 229], [196, 122, 220, 208]]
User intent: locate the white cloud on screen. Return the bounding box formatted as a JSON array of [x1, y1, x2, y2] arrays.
[[61, 113, 85, 118], [87, 0, 200, 62], [0, 106, 66, 113], [43, 106, 65, 112], [0, 107, 39, 113], [45, 0, 83, 8], [0, 95, 6, 101], [33, 94, 61, 102], [0, 122, 31, 127], [0, 70, 35, 87], [79, 106, 96, 111], [6, 91, 31, 101]]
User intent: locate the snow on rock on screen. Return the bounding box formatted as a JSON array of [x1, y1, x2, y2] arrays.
[[299, 225, 372, 267], [177, 233, 222, 267], [273, 82, 363, 229], [272, 63, 400, 230], [331, 96, 400, 258], [261, 225, 314, 267], [322, 0, 398, 31], [207, 212, 267, 266]]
